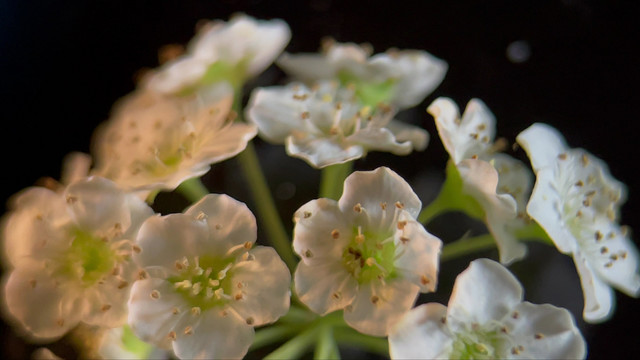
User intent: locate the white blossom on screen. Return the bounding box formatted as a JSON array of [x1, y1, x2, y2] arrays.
[[97, 325, 169, 360], [388, 258, 586, 359], [91, 84, 256, 192], [517, 123, 640, 322], [277, 40, 447, 109], [246, 81, 428, 168], [127, 194, 290, 359], [428, 97, 532, 264], [292, 167, 442, 336], [2, 177, 153, 341], [146, 14, 291, 94]]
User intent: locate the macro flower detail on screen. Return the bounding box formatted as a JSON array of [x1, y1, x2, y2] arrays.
[[277, 40, 448, 109], [246, 81, 428, 168], [428, 97, 532, 264], [292, 167, 442, 336], [2, 177, 153, 340], [91, 84, 257, 192], [388, 258, 587, 359], [146, 14, 291, 94], [517, 123, 640, 322], [127, 194, 291, 359]]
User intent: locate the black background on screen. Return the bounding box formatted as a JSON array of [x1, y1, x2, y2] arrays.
[[1, 0, 639, 359]]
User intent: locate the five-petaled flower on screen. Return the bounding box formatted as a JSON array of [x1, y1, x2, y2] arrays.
[[127, 194, 291, 359], [388, 258, 586, 359], [2, 177, 153, 340], [517, 123, 640, 322], [246, 81, 429, 168], [91, 84, 257, 193], [277, 40, 448, 109], [428, 97, 532, 264], [292, 167, 442, 336]]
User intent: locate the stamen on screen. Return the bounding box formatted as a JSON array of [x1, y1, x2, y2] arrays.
[[331, 229, 340, 239], [150, 290, 160, 299], [191, 307, 201, 316]]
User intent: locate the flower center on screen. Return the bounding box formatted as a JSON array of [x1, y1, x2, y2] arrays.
[[60, 228, 117, 287], [168, 255, 236, 311], [341, 225, 397, 284], [450, 327, 502, 360], [337, 71, 396, 108]]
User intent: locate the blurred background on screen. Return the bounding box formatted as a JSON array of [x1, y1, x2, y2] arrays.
[[1, 0, 638, 358]]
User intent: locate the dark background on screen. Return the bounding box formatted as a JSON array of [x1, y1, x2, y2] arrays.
[[1, 0, 638, 359]]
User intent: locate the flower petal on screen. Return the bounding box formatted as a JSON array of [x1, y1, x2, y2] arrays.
[[294, 260, 358, 316], [572, 250, 615, 322], [516, 122, 569, 173], [228, 246, 291, 326], [286, 134, 364, 168], [388, 303, 452, 360], [346, 127, 413, 155], [448, 258, 523, 325], [385, 119, 430, 151], [343, 279, 420, 336]]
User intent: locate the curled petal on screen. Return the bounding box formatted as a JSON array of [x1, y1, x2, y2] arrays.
[[573, 251, 614, 323], [516, 122, 569, 173], [286, 134, 364, 168]]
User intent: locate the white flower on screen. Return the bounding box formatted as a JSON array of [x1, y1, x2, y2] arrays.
[[292, 167, 442, 336], [388, 258, 586, 359], [246, 81, 429, 168], [98, 325, 169, 360], [127, 194, 291, 359], [91, 84, 256, 192], [277, 41, 447, 109], [517, 123, 640, 322], [428, 97, 532, 264], [2, 177, 153, 340], [146, 14, 291, 94]]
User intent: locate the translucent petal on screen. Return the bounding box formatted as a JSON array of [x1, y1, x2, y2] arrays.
[[388, 303, 452, 360], [286, 133, 364, 168], [294, 260, 358, 316], [516, 122, 569, 173], [572, 250, 614, 322]]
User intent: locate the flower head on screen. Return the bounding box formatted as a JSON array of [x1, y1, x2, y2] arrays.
[[127, 194, 290, 359], [277, 40, 447, 109], [246, 81, 428, 168], [292, 167, 442, 336], [1, 177, 153, 340], [428, 97, 532, 264], [517, 123, 640, 322], [388, 258, 586, 359], [91, 84, 256, 192], [146, 14, 291, 94]]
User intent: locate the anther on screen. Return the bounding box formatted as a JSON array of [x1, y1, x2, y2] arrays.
[[150, 290, 160, 299], [192, 283, 202, 295], [512, 311, 519, 319], [581, 154, 589, 167], [600, 247, 609, 254], [57, 319, 65, 327], [184, 326, 193, 335], [501, 326, 509, 334], [101, 304, 112, 312], [400, 236, 410, 244], [380, 202, 387, 210], [246, 317, 254, 325], [29, 279, 37, 288], [206, 287, 214, 299], [209, 279, 220, 287], [595, 231, 603, 241], [397, 221, 407, 230], [420, 275, 430, 286], [303, 211, 312, 218], [172, 307, 180, 315], [191, 307, 201, 316], [470, 133, 479, 140], [167, 331, 177, 341], [332, 292, 341, 300], [365, 257, 375, 267], [304, 249, 313, 258], [195, 212, 207, 220], [215, 224, 222, 230], [535, 333, 544, 339], [331, 229, 340, 239], [355, 233, 365, 244], [132, 245, 142, 254], [118, 280, 129, 289], [138, 270, 148, 280], [575, 180, 584, 187], [301, 111, 310, 119], [353, 203, 362, 213], [243, 241, 253, 249], [235, 293, 243, 301], [558, 153, 567, 160], [395, 201, 404, 209], [66, 195, 78, 204], [370, 295, 380, 304]]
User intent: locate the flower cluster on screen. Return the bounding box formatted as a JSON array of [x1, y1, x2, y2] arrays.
[[1, 12, 638, 360]]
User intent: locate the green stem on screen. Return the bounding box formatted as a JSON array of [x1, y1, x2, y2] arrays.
[[176, 177, 210, 203], [277, 305, 317, 324], [319, 162, 353, 200], [236, 142, 297, 271], [264, 325, 320, 360], [250, 324, 304, 351], [314, 324, 340, 360], [441, 233, 496, 262], [332, 328, 389, 357]]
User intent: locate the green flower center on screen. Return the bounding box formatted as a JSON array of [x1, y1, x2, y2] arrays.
[[337, 71, 396, 108], [450, 327, 502, 360], [167, 255, 237, 311], [60, 228, 118, 287], [341, 225, 397, 284]]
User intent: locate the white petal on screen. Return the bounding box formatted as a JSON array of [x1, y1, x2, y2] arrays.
[[346, 127, 413, 155], [388, 303, 453, 360], [501, 302, 586, 359], [276, 53, 337, 82], [292, 198, 351, 265], [228, 246, 291, 326], [194, 123, 257, 163], [385, 120, 430, 151], [286, 133, 364, 168], [173, 308, 254, 360], [572, 250, 614, 322], [428, 98, 495, 164], [64, 177, 131, 233], [343, 279, 420, 337], [184, 194, 257, 256], [491, 153, 534, 212], [60, 152, 92, 185], [4, 270, 85, 341], [457, 159, 526, 264], [448, 259, 523, 325], [294, 260, 358, 316], [134, 214, 209, 271], [338, 167, 422, 228], [516, 122, 569, 173], [146, 56, 209, 94], [127, 278, 190, 349], [393, 214, 442, 292]]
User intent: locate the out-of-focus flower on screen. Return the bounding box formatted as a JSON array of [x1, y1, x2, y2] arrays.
[[91, 84, 256, 192], [127, 194, 290, 359], [31, 348, 63, 360], [2, 177, 153, 341], [388, 258, 586, 359], [277, 40, 447, 109], [97, 325, 169, 360], [428, 97, 531, 264], [146, 14, 291, 94], [246, 81, 428, 168], [292, 167, 441, 336], [517, 123, 640, 322]]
